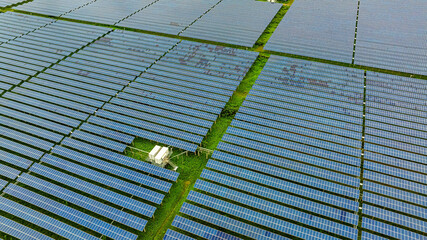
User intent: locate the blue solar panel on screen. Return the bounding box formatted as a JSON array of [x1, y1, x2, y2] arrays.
[[4, 184, 138, 240], [164, 229, 195, 240], [0, 179, 6, 190], [180, 203, 288, 240], [0, 215, 53, 240], [88, 116, 199, 152], [0, 125, 54, 151], [18, 173, 147, 231], [0, 149, 32, 169], [0, 97, 81, 126], [212, 150, 358, 187], [194, 181, 358, 238], [0, 115, 63, 143], [102, 104, 209, 136], [60, 137, 179, 182], [181, 0, 281, 47], [201, 168, 358, 224], [42, 152, 165, 204], [3, 91, 89, 120], [79, 123, 135, 144], [20, 82, 104, 108], [71, 130, 128, 152], [110, 98, 213, 129], [0, 163, 20, 180], [0, 197, 99, 240], [0, 137, 44, 160], [62, 0, 156, 25], [265, 0, 358, 63], [362, 217, 424, 240], [363, 181, 425, 208], [172, 216, 238, 240], [361, 231, 388, 240], [355, 0, 427, 75], [30, 163, 155, 216]]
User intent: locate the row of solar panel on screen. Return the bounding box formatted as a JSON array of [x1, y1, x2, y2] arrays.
[[238, 106, 362, 139], [1, 12, 260, 152], [265, 0, 427, 76], [193, 181, 358, 238], [0, 14, 193, 240], [0, 0, 24, 7], [213, 147, 359, 187], [170, 56, 426, 239], [13, 0, 282, 48], [0, 143, 180, 240], [215, 143, 360, 177], [362, 66, 426, 238]]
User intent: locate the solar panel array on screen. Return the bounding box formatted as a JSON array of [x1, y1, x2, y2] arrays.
[[64, 0, 157, 25], [265, 0, 359, 63], [362, 72, 427, 239], [180, 0, 282, 47], [101, 41, 258, 151], [0, 136, 179, 240], [1, 1, 426, 240], [0, 0, 24, 7], [0, 16, 196, 239], [0, 14, 108, 92], [1, 12, 258, 153], [171, 55, 364, 239], [118, 0, 219, 35], [14, 0, 94, 17], [355, 0, 427, 75], [0, 12, 53, 43], [169, 55, 427, 239]]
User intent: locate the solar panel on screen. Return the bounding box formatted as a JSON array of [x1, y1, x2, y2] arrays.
[[0, 125, 54, 151], [119, 0, 218, 35], [0, 197, 99, 240], [360, 70, 427, 238], [164, 229, 195, 240], [0, 179, 6, 190], [0, 215, 53, 240], [193, 181, 357, 238], [79, 123, 135, 144], [60, 137, 179, 181], [265, 0, 359, 63], [18, 173, 147, 231], [355, 0, 427, 75], [40, 153, 163, 205], [181, 0, 282, 47], [49, 144, 172, 193], [171, 216, 238, 240], [0, 137, 44, 160], [63, 0, 156, 25], [0, 163, 20, 180], [4, 184, 138, 240], [0, 149, 32, 169], [173, 56, 364, 239], [0, 12, 53, 43], [71, 130, 128, 152], [30, 163, 156, 216], [179, 203, 288, 240], [14, 0, 93, 17]]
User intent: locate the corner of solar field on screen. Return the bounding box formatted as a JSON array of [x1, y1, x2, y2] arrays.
[[0, 0, 426, 240]]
